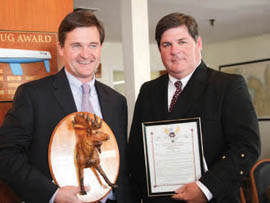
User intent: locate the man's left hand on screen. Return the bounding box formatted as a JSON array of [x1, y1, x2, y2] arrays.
[[171, 182, 207, 203]]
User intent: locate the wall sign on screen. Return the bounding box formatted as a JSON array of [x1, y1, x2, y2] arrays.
[[0, 30, 58, 101]]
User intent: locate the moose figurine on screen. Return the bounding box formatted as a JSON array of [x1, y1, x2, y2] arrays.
[[72, 113, 117, 195]]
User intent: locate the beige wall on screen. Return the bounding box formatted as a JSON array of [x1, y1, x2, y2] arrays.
[[98, 42, 124, 88], [202, 34, 270, 69]]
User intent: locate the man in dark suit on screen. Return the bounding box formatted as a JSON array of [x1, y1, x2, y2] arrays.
[[128, 13, 261, 203], [0, 10, 133, 203]]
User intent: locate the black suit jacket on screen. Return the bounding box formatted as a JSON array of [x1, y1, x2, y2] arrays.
[[0, 68, 133, 203], [128, 61, 261, 203]]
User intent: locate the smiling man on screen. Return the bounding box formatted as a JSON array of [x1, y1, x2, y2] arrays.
[[159, 24, 202, 80], [128, 13, 260, 203], [58, 26, 101, 83], [0, 10, 134, 203]]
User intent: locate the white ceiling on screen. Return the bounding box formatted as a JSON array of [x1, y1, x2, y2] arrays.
[[74, 0, 270, 44]]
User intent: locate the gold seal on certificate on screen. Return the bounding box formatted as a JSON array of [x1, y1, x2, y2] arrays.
[[48, 112, 120, 202], [142, 117, 204, 197]]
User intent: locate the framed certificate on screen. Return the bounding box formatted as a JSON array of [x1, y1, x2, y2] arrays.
[[142, 117, 204, 197]]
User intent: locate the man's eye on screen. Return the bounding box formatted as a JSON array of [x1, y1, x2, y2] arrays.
[[179, 40, 187, 44], [72, 44, 80, 48], [89, 44, 98, 48], [162, 43, 170, 48]]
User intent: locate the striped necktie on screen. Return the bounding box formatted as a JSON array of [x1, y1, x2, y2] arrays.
[[81, 83, 94, 113], [169, 81, 182, 112]]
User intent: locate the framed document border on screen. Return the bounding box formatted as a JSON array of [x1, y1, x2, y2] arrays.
[[142, 117, 204, 197]]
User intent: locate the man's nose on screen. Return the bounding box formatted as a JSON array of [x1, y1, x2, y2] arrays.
[[170, 44, 180, 55], [80, 47, 91, 58]]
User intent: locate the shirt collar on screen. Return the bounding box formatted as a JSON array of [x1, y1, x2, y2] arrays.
[[168, 72, 192, 89], [168, 60, 201, 88], [64, 68, 96, 96]]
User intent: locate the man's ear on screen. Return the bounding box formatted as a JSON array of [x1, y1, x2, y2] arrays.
[[57, 42, 64, 57], [197, 36, 203, 52]]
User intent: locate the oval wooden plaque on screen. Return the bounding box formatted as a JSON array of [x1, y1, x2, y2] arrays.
[[48, 112, 120, 202]]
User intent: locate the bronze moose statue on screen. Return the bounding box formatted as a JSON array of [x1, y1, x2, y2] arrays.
[[72, 113, 117, 195]]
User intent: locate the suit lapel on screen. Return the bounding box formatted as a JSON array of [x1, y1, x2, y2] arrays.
[[94, 81, 111, 123], [167, 62, 208, 119], [157, 74, 170, 119], [52, 68, 77, 115], [125, 73, 176, 122]]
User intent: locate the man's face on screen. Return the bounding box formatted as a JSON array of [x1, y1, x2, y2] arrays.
[[159, 25, 202, 79], [58, 26, 102, 83]]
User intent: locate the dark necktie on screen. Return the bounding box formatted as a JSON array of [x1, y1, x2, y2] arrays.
[[81, 83, 94, 113], [169, 81, 182, 112]]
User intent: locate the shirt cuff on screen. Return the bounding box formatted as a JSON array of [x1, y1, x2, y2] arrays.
[[49, 188, 59, 203], [196, 181, 213, 201], [99, 190, 115, 203]]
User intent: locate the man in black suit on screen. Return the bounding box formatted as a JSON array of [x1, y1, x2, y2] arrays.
[[128, 13, 261, 203], [0, 10, 133, 203]]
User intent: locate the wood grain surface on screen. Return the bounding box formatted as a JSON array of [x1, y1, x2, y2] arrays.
[[49, 112, 120, 202]]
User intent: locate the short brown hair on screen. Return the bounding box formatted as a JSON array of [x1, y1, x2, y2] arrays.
[[58, 9, 105, 47], [155, 13, 199, 49]]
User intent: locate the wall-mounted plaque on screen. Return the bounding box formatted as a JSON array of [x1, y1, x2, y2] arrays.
[[0, 30, 58, 101]]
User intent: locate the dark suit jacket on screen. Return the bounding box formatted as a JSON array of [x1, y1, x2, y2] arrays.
[[0, 68, 133, 203], [128, 61, 261, 203]]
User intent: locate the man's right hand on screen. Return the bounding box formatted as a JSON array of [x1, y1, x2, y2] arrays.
[[54, 186, 83, 203]]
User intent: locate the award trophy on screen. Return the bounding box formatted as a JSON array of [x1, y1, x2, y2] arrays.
[[48, 112, 119, 202]]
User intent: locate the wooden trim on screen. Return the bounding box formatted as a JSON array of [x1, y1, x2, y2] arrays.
[[249, 159, 270, 203], [0, 0, 73, 32], [240, 187, 246, 203]]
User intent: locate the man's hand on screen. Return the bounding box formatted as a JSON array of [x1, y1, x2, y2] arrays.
[[171, 182, 207, 203], [54, 186, 85, 203]]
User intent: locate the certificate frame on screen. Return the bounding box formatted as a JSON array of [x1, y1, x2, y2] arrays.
[[142, 117, 204, 197]]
